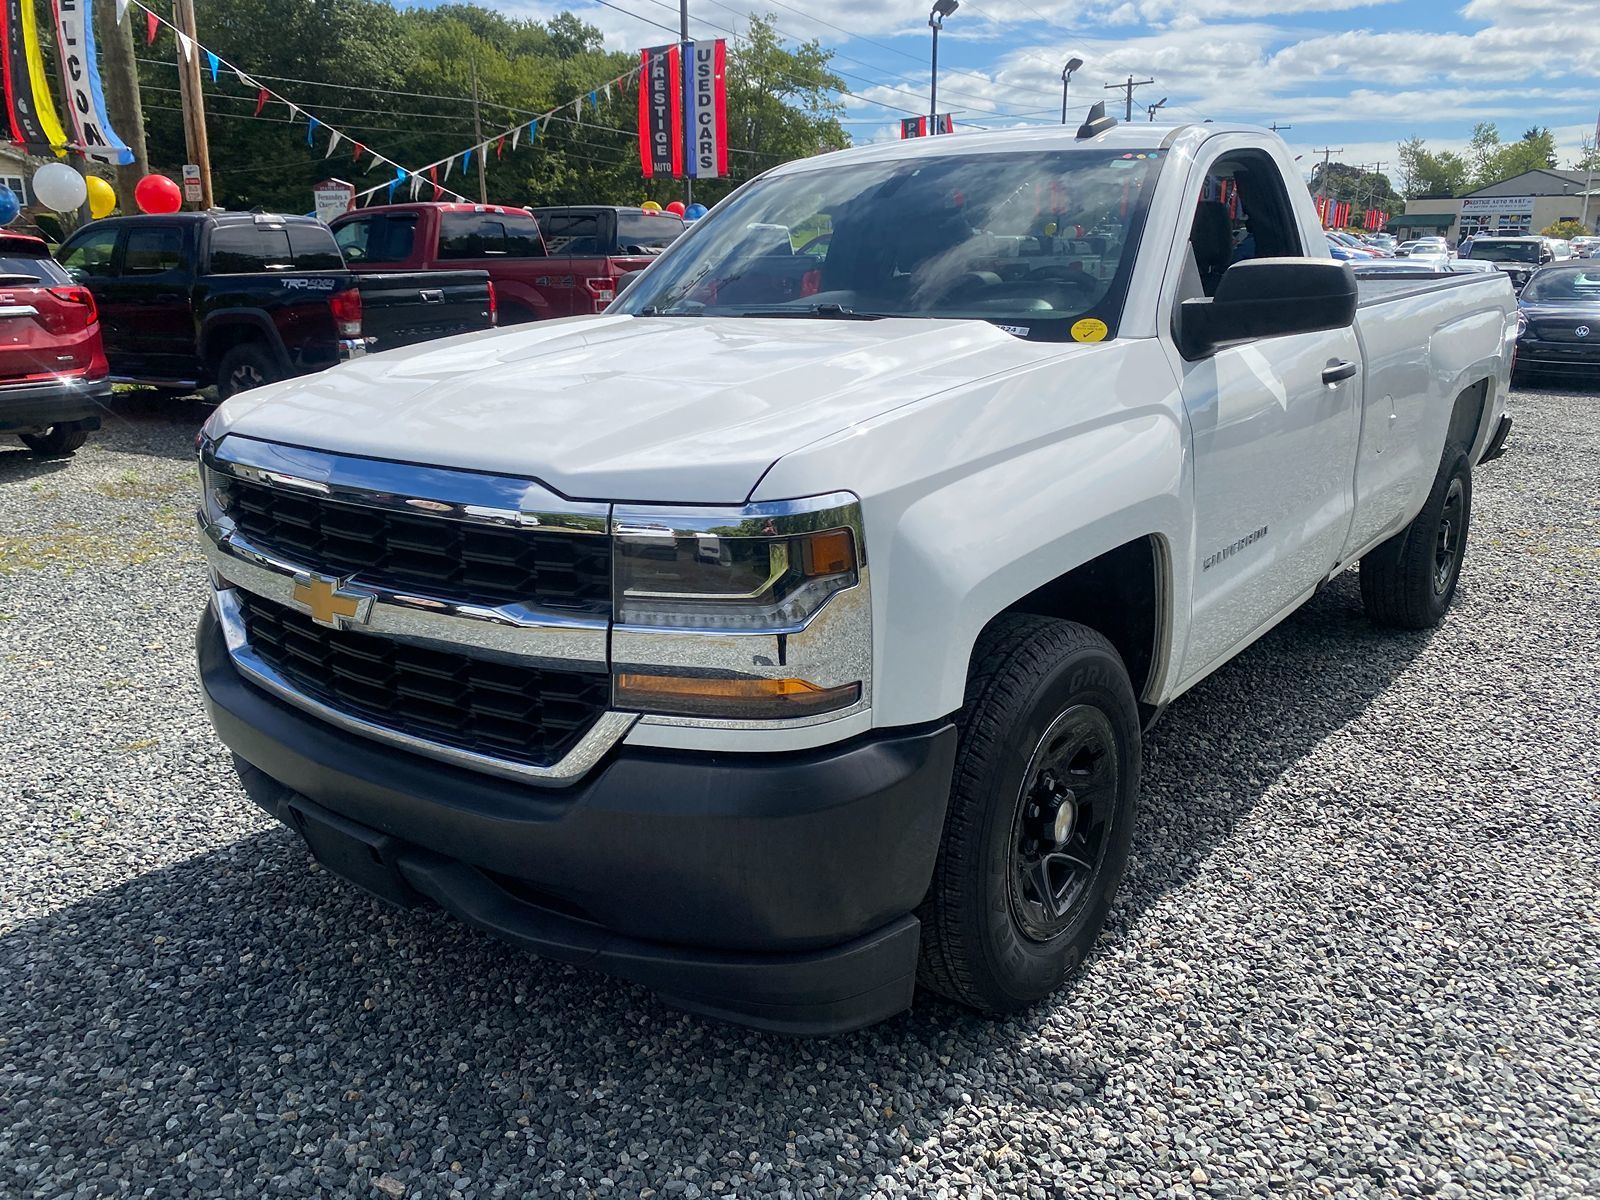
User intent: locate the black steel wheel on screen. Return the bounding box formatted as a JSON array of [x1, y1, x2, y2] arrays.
[[216, 343, 281, 401], [1361, 450, 1472, 630], [916, 614, 1140, 1015]]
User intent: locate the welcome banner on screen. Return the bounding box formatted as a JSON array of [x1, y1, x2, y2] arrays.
[[683, 39, 726, 179], [51, 0, 134, 165], [637, 43, 681, 179]]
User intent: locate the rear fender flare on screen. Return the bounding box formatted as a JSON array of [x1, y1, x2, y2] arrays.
[[201, 310, 293, 377]]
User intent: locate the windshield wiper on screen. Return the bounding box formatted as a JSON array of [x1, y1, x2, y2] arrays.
[[728, 303, 890, 320]]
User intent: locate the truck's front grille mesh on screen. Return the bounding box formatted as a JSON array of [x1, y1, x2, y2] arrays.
[[237, 593, 610, 769], [222, 477, 610, 613]]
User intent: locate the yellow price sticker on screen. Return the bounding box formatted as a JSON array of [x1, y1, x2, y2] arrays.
[[1071, 318, 1109, 343]]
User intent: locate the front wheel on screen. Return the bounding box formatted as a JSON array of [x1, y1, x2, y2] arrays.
[[1360, 451, 1472, 630], [215, 343, 282, 401], [916, 614, 1141, 1015], [19, 426, 88, 457]]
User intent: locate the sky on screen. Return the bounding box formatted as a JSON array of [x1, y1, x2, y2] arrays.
[[482, 0, 1600, 183]]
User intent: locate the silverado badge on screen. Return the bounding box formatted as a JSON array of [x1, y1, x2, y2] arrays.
[[291, 573, 374, 630]]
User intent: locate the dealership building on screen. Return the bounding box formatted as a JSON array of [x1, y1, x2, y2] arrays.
[[1393, 168, 1597, 241]]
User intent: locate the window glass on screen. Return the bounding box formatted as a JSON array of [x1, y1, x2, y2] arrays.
[[123, 227, 185, 275], [208, 225, 294, 273], [1519, 267, 1600, 302], [615, 212, 684, 253], [60, 228, 120, 280], [438, 212, 546, 259], [540, 212, 602, 255], [287, 224, 343, 270], [0, 174, 29, 205], [615, 149, 1166, 342], [0, 253, 67, 283], [335, 215, 418, 264]]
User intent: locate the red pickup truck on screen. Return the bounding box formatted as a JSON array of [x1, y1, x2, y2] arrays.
[[330, 203, 686, 324]]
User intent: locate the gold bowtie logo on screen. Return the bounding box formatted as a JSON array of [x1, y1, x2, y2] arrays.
[[291, 573, 374, 630]]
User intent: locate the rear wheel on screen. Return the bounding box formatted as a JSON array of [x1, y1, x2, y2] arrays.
[[1360, 451, 1472, 629], [216, 343, 281, 400], [19, 426, 88, 457], [916, 614, 1140, 1015]]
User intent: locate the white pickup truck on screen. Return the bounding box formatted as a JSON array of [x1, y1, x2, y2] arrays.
[[195, 115, 1516, 1034]]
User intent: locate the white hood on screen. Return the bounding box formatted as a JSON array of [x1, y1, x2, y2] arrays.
[[208, 314, 1056, 503]]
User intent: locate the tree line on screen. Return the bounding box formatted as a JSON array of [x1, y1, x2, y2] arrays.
[[105, 0, 849, 213], [1394, 123, 1596, 199]]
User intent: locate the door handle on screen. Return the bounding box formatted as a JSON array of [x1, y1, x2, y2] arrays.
[[1322, 359, 1358, 385]]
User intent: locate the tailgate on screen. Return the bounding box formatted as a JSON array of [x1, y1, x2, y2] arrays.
[[0, 285, 98, 381], [354, 270, 494, 351]]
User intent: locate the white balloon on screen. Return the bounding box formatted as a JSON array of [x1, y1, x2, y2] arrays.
[[32, 163, 89, 213]]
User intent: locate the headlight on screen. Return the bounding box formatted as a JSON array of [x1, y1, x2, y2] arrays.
[[611, 493, 871, 723], [1516, 311, 1527, 336]]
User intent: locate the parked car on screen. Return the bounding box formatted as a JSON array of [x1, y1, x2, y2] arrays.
[[193, 119, 1514, 1033], [1571, 235, 1600, 259], [1513, 261, 1600, 383], [0, 232, 110, 457], [1396, 237, 1449, 258], [1328, 231, 1380, 257], [525, 206, 687, 315], [55, 212, 495, 398], [332, 203, 552, 325], [1461, 235, 1568, 291]]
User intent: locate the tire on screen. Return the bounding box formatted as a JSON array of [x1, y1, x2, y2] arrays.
[[916, 614, 1141, 1015], [1359, 450, 1472, 630], [18, 426, 88, 457], [215, 343, 282, 401]]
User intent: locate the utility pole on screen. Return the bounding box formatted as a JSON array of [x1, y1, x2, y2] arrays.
[[680, 0, 693, 205], [1104, 75, 1154, 123], [173, 0, 213, 208], [94, 0, 149, 210], [1268, 121, 1291, 134], [1313, 145, 1343, 227], [1582, 134, 1595, 233], [470, 63, 488, 204], [1146, 96, 1167, 122]]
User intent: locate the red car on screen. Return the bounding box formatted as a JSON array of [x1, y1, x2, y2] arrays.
[[331, 203, 685, 323], [0, 232, 110, 457]]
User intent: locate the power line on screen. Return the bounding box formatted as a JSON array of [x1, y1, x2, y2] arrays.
[[1104, 75, 1155, 123]]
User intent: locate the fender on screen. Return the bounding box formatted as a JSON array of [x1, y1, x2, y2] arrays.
[[753, 336, 1192, 728], [200, 308, 294, 377]]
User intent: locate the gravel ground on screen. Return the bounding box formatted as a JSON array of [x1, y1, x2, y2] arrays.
[[1, 385, 1597, 1200]]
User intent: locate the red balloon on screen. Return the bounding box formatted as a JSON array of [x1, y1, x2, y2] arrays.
[[665, 200, 686, 216], [135, 174, 183, 215]]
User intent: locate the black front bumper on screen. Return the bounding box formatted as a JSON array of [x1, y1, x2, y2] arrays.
[[0, 377, 110, 434], [198, 607, 957, 1034]]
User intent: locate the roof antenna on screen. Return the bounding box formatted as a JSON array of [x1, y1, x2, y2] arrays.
[[1076, 100, 1117, 139]]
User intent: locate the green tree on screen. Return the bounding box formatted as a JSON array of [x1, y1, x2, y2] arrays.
[[1541, 218, 1588, 239], [1395, 137, 1467, 198], [1466, 122, 1500, 188]]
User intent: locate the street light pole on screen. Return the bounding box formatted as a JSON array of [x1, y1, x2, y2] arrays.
[[1059, 56, 1083, 125], [928, 0, 957, 134], [1146, 96, 1167, 122]]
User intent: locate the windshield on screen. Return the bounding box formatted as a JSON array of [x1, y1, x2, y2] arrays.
[[1468, 241, 1539, 263], [1520, 266, 1600, 303], [614, 148, 1165, 341]]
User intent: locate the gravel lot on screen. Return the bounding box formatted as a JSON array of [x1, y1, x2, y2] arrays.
[[2, 385, 1597, 1200]]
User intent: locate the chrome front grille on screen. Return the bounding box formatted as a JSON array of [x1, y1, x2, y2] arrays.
[[200, 435, 633, 784]]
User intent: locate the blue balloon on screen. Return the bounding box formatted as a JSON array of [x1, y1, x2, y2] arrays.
[[0, 185, 18, 226], [684, 202, 708, 221]]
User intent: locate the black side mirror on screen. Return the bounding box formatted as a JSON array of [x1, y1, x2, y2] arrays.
[[1176, 257, 1358, 360]]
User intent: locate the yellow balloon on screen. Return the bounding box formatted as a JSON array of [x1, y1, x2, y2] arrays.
[[86, 175, 117, 219], [641, 200, 662, 212]]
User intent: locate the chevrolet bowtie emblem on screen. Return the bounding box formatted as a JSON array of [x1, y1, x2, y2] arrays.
[[291, 573, 374, 630]]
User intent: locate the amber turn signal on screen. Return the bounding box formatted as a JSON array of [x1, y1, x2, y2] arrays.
[[615, 673, 861, 719]]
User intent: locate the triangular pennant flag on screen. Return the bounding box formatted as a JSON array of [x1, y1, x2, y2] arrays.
[[234, 68, 251, 87], [442, 156, 453, 181], [352, 141, 365, 163], [305, 116, 319, 146], [206, 51, 219, 82], [287, 103, 300, 122], [604, 82, 612, 102], [387, 178, 399, 202], [254, 88, 268, 116], [589, 89, 599, 112], [429, 166, 441, 201], [529, 119, 538, 143], [176, 30, 193, 61], [325, 130, 342, 158], [495, 135, 504, 160], [408, 174, 421, 200], [145, 10, 157, 43], [463, 147, 473, 171], [510, 125, 521, 151], [114, 0, 129, 23]]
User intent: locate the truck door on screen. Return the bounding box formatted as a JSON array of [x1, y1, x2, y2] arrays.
[[108, 223, 196, 382], [1163, 145, 1363, 684]]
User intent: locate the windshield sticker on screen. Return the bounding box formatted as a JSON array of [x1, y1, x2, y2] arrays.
[[996, 324, 1030, 337], [1071, 318, 1109, 342]]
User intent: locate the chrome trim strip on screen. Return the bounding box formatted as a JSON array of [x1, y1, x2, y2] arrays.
[[207, 435, 610, 534], [200, 516, 608, 670], [211, 588, 635, 786]]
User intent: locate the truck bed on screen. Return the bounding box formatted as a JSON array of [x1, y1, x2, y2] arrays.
[[1354, 269, 1509, 307]]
